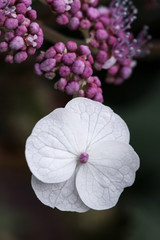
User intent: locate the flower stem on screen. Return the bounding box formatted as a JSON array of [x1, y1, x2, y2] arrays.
[[38, 21, 85, 45]]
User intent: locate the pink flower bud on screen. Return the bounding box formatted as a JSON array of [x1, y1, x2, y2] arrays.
[[90, 39, 99, 48], [108, 64, 120, 75], [29, 22, 40, 34], [79, 152, 89, 164], [80, 19, 91, 29], [96, 50, 107, 64], [40, 59, 56, 72], [94, 21, 104, 30], [65, 81, 80, 95], [9, 36, 25, 50], [120, 59, 131, 66], [16, 3, 27, 14], [120, 67, 132, 79], [59, 65, 71, 77], [4, 32, 14, 42], [87, 76, 94, 84], [93, 92, 103, 103], [99, 16, 110, 26], [71, 59, 85, 75], [5, 55, 13, 64], [57, 78, 67, 91], [19, 0, 32, 7], [87, 7, 100, 21], [88, 54, 94, 64], [81, 66, 93, 78], [81, 3, 88, 11], [70, 0, 81, 14], [79, 45, 91, 56], [68, 17, 80, 30], [56, 14, 69, 25], [53, 0, 66, 13], [36, 34, 43, 48], [93, 76, 101, 87], [16, 25, 27, 35], [62, 52, 76, 65], [45, 47, 56, 58], [17, 14, 25, 24], [100, 42, 108, 51], [108, 36, 117, 46], [22, 17, 30, 27], [94, 61, 102, 71], [36, 52, 45, 62], [27, 47, 36, 55], [55, 53, 62, 63], [14, 51, 28, 63], [75, 11, 83, 19], [45, 72, 56, 79], [0, 14, 5, 26], [86, 87, 97, 98], [91, 0, 99, 7], [34, 63, 43, 75], [66, 41, 77, 52], [5, 18, 18, 30], [27, 10, 37, 20], [54, 42, 65, 53], [95, 29, 108, 41], [0, 42, 8, 52]]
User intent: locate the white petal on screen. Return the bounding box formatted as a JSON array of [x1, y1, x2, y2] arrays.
[[76, 141, 139, 210], [25, 108, 87, 183], [66, 98, 130, 149], [31, 174, 89, 213], [102, 56, 117, 69]]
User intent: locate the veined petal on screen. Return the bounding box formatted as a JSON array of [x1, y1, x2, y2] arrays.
[[25, 108, 87, 183], [76, 141, 139, 210], [32, 174, 89, 213], [66, 98, 129, 149]]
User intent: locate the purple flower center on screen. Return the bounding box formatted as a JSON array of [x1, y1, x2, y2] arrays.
[[80, 152, 89, 164]]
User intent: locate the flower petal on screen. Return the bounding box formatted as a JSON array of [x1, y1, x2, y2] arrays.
[[66, 98, 130, 149], [25, 108, 87, 183], [76, 141, 139, 210], [31, 173, 89, 213], [102, 56, 117, 69]]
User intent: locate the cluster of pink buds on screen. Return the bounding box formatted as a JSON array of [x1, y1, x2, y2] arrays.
[[85, 0, 151, 84], [34, 41, 103, 102], [0, 0, 43, 63], [46, 0, 99, 30]]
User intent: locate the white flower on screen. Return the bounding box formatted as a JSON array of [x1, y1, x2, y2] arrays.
[[25, 97, 140, 212]]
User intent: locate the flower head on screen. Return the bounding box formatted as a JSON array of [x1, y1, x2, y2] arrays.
[[87, 0, 151, 84], [25, 97, 139, 212], [35, 41, 103, 102], [46, 0, 99, 30], [0, 0, 43, 63]]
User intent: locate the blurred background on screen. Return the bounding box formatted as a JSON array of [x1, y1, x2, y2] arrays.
[[0, 0, 160, 239]]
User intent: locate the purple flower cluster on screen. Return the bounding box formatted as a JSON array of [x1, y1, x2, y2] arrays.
[[46, 0, 99, 30], [0, 0, 43, 63], [35, 41, 103, 102], [86, 0, 151, 84]]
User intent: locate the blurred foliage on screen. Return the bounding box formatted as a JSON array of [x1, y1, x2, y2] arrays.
[[0, 0, 160, 239]]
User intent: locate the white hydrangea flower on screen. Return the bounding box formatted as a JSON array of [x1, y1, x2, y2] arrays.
[[25, 97, 140, 212]]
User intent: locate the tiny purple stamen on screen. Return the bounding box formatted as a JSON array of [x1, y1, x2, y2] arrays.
[[80, 152, 89, 164]]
